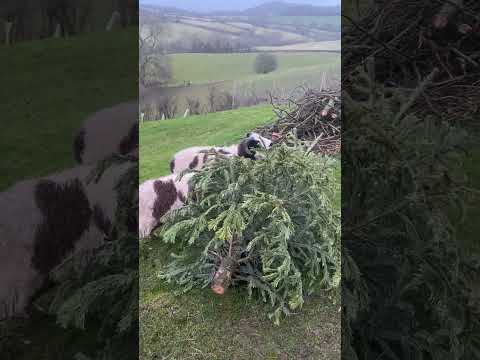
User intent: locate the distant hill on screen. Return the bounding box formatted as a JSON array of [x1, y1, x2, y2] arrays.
[[140, 4, 200, 17], [237, 1, 340, 16], [141, 1, 340, 17]]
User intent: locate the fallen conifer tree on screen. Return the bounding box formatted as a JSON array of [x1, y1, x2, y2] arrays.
[[157, 144, 340, 324]]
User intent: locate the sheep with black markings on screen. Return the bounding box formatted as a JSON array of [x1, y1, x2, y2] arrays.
[[169, 132, 272, 174], [0, 160, 135, 320], [73, 101, 139, 165], [139, 173, 194, 239]]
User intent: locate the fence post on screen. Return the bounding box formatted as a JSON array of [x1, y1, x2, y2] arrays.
[[5, 21, 13, 45]]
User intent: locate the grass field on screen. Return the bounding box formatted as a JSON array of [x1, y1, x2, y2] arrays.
[[141, 51, 340, 120], [168, 52, 340, 86], [139, 105, 341, 360], [0, 28, 137, 191], [256, 40, 341, 51], [140, 105, 277, 181]]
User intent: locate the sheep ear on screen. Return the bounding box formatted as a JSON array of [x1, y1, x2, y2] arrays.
[[246, 133, 251, 138]]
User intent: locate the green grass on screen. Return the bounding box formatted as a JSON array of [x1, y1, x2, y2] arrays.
[[139, 105, 277, 182], [0, 28, 137, 191], [168, 52, 340, 86], [140, 105, 341, 360], [140, 240, 340, 360]]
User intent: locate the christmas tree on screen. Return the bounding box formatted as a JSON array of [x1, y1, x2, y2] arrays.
[[158, 143, 340, 325]]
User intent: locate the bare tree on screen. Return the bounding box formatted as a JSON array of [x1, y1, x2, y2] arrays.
[[186, 97, 202, 115], [139, 25, 171, 87]]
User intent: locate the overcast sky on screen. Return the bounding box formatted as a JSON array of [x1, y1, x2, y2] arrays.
[[140, 0, 340, 13]]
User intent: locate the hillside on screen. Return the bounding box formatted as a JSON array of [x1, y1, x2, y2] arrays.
[[238, 1, 341, 16], [140, 2, 341, 53], [142, 1, 340, 17]]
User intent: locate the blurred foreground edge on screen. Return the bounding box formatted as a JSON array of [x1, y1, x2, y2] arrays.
[[0, 1, 139, 359], [342, 1, 480, 359]]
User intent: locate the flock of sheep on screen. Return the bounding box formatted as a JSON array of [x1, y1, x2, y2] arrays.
[[0, 99, 273, 321]]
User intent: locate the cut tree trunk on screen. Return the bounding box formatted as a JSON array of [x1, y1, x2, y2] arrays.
[[211, 256, 238, 295]]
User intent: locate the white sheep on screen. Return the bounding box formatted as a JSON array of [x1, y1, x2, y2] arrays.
[[139, 173, 194, 239], [169, 132, 272, 174], [73, 101, 138, 165], [0, 160, 134, 320]]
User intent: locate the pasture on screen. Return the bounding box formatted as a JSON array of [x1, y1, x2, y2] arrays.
[[139, 105, 341, 360], [140, 51, 340, 119], [167, 52, 340, 85]]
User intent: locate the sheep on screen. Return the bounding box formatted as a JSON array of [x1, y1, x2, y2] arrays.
[[139, 173, 194, 239], [169, 132, 273, 174], [0, 160, 135, 320], [73, 100, 139, 165]]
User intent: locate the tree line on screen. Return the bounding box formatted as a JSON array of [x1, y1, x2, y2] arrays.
[[0, 0, 138, 44]]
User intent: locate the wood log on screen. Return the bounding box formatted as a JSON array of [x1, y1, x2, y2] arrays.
[[211, 256, 238, 295]]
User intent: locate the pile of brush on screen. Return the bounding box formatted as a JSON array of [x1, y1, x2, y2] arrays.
[[256, 87, 341, 155], [343, 0, 480, 125]]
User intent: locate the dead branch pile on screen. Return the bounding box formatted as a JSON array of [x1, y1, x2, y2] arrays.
[[256, 87, 341, 155], [343, 0, 480, 125]]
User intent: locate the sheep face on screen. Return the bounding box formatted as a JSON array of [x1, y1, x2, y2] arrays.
[[246, 132, 273, 149], [238, 132, 273, 160]]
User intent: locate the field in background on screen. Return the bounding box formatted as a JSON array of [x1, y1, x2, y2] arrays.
[[140, 9, 341, 121], [139, 105, 341, 360], [141, 51, 340, 119], [168, 52, 340, 85], [256, 40, 340, 51]]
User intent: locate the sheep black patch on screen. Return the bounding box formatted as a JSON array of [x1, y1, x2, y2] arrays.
[[237, 140, 255, 160], [119, 122, 139, 155], [153, 180, 177, 221], [32, 178, 92, 274], [189, 156, 199, 169], [170, 159, 175, 173], [202, 152, 209, 163], [73, 130, 86, 164], [93, 204, 112, 240]]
